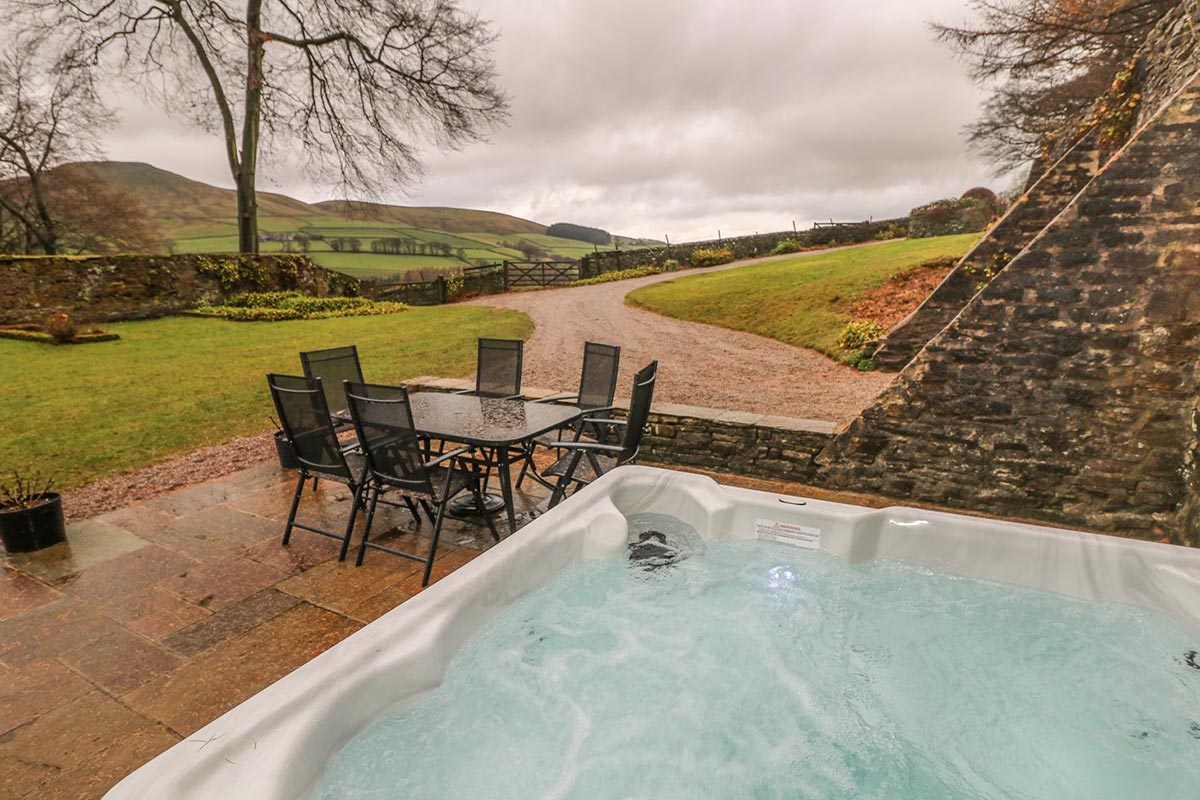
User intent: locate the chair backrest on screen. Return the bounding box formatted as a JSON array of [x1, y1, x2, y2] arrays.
[[577, 342, 621, 411], [619, 361, 658, 465], [475, 338, 523, 398], [300, 345, 364, 414], [343, 381, 434, 495], [267, 374, 354, 480]]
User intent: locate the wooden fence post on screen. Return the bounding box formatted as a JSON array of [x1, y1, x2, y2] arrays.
[[436, 275, 448, 304]]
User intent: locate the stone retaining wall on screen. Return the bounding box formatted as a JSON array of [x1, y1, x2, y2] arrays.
[[872, 132, 1104, 371], [408, 377, 836, 483], [0, 254, 359, 324], [817, 70, 1200, 547]]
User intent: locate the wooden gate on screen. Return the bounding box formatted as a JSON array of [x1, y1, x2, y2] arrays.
[[504, 260, 580, 288]]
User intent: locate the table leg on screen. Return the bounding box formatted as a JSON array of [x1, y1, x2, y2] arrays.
[[496, 447, 518, 532]]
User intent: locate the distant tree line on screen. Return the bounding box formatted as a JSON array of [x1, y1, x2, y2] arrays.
[[370, 237, 467, 259], [546, 222, 611, 246], [502, 239, 551, 260]]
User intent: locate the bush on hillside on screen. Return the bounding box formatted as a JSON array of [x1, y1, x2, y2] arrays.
[[836, 319, 885, 350], [690, 248, 734, 267]]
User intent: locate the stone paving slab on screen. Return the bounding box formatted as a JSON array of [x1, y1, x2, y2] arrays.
[[0, 459, 548, 798]]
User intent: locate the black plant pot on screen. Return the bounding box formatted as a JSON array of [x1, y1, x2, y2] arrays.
[[274, 431, 298, 470], [0, 493, 66, 553]]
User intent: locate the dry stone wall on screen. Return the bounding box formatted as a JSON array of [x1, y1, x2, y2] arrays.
[[0, 254, 359, 324], [818, 71, 1200, 546], [407, 378, 835, 483], [872, 133, 1104, 371]]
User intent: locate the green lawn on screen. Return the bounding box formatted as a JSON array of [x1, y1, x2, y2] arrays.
[[1, 307, 532, 488], [626, 235, 978, 361]]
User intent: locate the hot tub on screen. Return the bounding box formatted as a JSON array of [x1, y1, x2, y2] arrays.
[[104, 466, 1200, 799]]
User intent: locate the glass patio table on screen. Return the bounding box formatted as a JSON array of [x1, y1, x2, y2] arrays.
[[408, 392, 582, 531]]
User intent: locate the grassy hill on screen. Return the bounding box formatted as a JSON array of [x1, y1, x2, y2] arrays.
[[627, 235, 979, 364], [77, 161, 649, 279]]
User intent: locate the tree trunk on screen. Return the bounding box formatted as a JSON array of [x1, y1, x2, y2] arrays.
[[237, 0, 266, 254]]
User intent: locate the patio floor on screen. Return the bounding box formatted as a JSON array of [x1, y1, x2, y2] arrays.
[[0, 461, 552, 800], [1, 449, 1097, 799]]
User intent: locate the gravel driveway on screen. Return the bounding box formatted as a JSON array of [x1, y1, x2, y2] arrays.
[[467, 247, 896, 423]]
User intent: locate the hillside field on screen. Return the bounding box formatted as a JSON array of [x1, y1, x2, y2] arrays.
[[80, 162, 658, 280], [627, 235, 978, 362]]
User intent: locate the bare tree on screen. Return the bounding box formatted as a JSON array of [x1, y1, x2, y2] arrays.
[[934, 0, 1179, 170], [14, 0, 509, 254], [0, 46, 112, 254]]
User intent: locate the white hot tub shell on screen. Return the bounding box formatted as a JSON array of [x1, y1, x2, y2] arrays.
[[103, 466, 1200, 799]]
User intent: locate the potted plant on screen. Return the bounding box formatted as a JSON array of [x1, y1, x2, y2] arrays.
[[0, 472, 66, 553], [270, 417, 298, 470]]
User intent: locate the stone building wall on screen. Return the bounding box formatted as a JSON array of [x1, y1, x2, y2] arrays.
[[0, 254, 359, 324], [872, 132, 1103, 371], [817, 70, 1200, 547]]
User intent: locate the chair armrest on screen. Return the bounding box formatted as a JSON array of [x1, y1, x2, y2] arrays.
[[532, 393, 579, 404], [424, 446, 473, 469], [584, 417, 627, 426], [544, 441, 623, 453]]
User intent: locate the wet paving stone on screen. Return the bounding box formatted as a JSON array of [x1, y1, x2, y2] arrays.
[[124, 603, 361, 736], [277, 546, 426, 615], [54, 545, 197, 605], [0, 599, 126, 669], [159, 556, 287, 611], [0, 566, 62, 622], [0, 659, 93, 737], [135, 505, 282, 562], [57, 626, 185, 696], [240, 531, 342, 575], [5, 521, 147, 583], [0, 692, 157, 793], [97, 585, 211, 641], [162, 588, 300, 658], [142, 464, 294, 518], [25, 722, 179, 800]]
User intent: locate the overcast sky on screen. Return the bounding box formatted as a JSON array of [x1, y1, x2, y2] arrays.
[[99, 0, 994, 240]]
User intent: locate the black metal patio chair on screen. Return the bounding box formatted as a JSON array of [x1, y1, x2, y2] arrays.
[[300, 345, 364, 423], [345, 380, 500, 586], [517, 341, 621, 489], [455, 338, 524, 399], [545, 361, 658, 508], [268, 373, 419, 562]]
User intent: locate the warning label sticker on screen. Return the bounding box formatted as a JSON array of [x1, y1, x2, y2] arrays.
[[755, 518, 821, 550]]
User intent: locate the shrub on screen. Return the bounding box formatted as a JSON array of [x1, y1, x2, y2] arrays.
[[836, 319, 885, 350], [771, 239, 803, 255], [690, 248, 734, 268], [660, 258, 681, 272], [194, 291, 407, 321], [571, 266, 660, 287], [42, 312, 77, 343]]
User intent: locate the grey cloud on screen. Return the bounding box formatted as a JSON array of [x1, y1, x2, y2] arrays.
[[99, 0, 997, 240]]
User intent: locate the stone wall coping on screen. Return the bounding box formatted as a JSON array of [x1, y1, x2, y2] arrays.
[[407, 376, 838, 435]]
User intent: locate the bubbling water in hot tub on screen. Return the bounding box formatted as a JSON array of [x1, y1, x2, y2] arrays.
[[312, 512, 1200, 800]]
